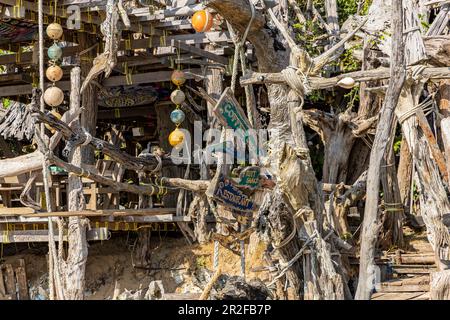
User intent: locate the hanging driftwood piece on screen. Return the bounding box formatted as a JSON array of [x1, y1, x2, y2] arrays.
[[80, 0, 123, 93], [0, 101, 35, 141]]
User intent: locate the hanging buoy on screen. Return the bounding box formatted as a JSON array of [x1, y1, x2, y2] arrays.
[[191, 10, 214, 33], [171, 70, 186, 86], [46, 23, 63, 40], [47, 43, 62, 60], [337, 77, 356, 89], [170, 89, 186, 105], [46, 65, 63, 82], [168, 128, 185, 147], [170, 109, 186, 125], [44, 86, 64, 107], [45, 109, 62, 133]]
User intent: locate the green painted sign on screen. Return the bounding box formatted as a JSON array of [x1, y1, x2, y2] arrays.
[[213, 88, 263, 164], [239, 166, 261, 190]]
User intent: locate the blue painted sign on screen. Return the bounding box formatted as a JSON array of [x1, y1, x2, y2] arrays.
[[207, 173, 255, 212]]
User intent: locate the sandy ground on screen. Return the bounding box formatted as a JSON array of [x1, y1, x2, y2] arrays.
[[1, 234, 269, 300]]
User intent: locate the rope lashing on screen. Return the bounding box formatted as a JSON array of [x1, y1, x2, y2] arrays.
[[281, 66, 307, 98], [268, 230, 318, 287], [272, 206, 313, 250], [398, 94, 436, 124], [411, 64, 427, 81], [384, 202, 404, 213]]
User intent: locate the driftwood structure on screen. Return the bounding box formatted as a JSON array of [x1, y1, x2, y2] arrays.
[[1, 0, 450, 301]]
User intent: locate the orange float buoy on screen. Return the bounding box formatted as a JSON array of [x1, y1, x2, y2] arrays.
[[191, 10, 214, 33], [168, 128, 185, 148], [46, 65, 63, 82]]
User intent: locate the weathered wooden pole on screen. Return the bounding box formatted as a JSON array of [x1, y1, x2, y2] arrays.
[[64, 66, 89, 300], [355, 0, 406, 300]]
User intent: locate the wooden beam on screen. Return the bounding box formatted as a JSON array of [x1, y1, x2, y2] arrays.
[[0, 69, 202, 96], [0, 214, 190, 224], [130, 3, 204, 21], [171, 39, 229, 65], [240, 67, 450, 90], [0, 45, 80, 65], [102, 68, 203, 86], [0, 32, 230, 67], [0, 228, 109, 242], [19, 208, 177, 218], [0, 0, 161, 35], [119, 31, 231, 51]]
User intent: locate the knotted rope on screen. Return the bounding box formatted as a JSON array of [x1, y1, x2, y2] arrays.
[[398, 94, 436, 124], [281, 66, 308, 99]]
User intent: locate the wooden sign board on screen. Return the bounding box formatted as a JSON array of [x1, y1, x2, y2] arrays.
[[206, 173, 255, 213], [213, 88, 259, 161], [239, 166, 261, 190], [213, 87, 252, 131]]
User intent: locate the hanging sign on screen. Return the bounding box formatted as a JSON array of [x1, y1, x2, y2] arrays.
[[213, 88, 259, 161], [238, 166, 261, 190], [213, 87, 252, 131], [206, 173, 255, 212]]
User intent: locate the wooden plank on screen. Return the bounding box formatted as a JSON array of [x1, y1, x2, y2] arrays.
[[0, 228, 109, 243], [0, 69, 201, 97], [123, 32, 231, 51], [380, 284, 429, 292], [0, 0, 162, 35], [0, 207, 36, 215], [15, 260, 29, 300], [0, 44, 80, 66], [0, 207, 176, 218], [371, 292, 428, 300], [0, 214, 190, 224], [3, 264, 16, 299], [392, 265, 436, 274], [171, 39, 229, 65], [102, 68, 202, 87], [131, 3, 203, 20]]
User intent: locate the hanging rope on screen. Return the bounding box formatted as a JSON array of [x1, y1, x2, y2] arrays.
[[398, 94, 436, 124], [229, 0, 255, 93], [240, 237, 246, 279], [213, 240, 220, 270]]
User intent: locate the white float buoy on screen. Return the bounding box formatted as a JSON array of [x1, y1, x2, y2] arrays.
[[337, 77, 356, 89], [43, 86, 64, 107]]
